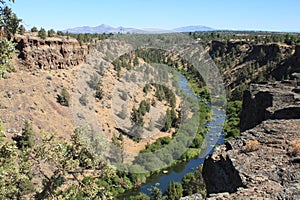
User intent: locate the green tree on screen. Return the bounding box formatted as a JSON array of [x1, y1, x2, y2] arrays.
[[56, 30, 64, 36], [48, 29, 55, 37], [182, 166, 206, 197], [165, 182, 183, 200], [18, 24, 25, 34], [129, 192, 150, 200], [0, 120, 35, 199], [149, 186, 162, 200], [131, 107, 144, 127], [0, 3, 21, 40], [0, 37, 17, 77], [133, 56, 139, 66], [30, 26, 38, 32], [57, 88, 70, 107], [95, 79, 103, 100], [0, 0, 19, 77], [38, 28, 47, 39], [79, 93, 88, 106], [19, 120, 34, 149]]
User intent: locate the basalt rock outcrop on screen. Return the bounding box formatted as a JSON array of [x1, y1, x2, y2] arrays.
[[240, 81, 300, 131], [200, 82, 300, 199], [14, 35, 90, 70]]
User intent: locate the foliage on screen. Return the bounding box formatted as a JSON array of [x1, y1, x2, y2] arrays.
[[141, 137, 171, 153], [182, 166, 206, 197], [0, 2, 21, 40], [129, 192, 150, 200], [0, 120, 35, 199], [149, 186, 162, 200], [79, 93, 89, 106], [30, 26, 38, 32], [165, 182, 183, 200], [47, 29, 55, 37], [18, 24, 25, 34], [17, 120, 34, 149], [223, 101, 242, 138], [57, 87, 70, 107], [38, 27, 47, 39], [87, 73, 99, 90], [0, 37, 16, 78]]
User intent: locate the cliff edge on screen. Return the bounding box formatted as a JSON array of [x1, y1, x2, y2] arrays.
[[201, 82, 300, 199]]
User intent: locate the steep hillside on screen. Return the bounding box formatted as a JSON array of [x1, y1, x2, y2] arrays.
[[208, 40, 300, 100]]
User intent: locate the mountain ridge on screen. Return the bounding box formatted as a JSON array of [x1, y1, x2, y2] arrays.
[[64, 24, 214, 34]]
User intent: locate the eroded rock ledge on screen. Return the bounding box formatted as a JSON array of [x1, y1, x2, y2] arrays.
[[14, 35, 90, 70], [200, 82, 300, 199], [240, 81, 300, 131], [203, 119, 300, 199]]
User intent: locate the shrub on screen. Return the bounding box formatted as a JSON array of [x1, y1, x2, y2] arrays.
[[31, 26, 38, 32], [48, 29, 55, 37], [244, 140, 259, 152], [57, 88, 70, 107], [79, 93, 88, 106], [38, 28, 47, 39], [18, 25, 26, 35], [165, 182, 183, 200]]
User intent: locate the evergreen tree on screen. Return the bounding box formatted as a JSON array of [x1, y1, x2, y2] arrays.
[[30, 26, 38, 32], [58, 88, 70, 107], [19, 120, 34, 149], [95, 79, 103, 100], [38, 28, 47, 39], [165, 182, 183, 200], [47, 29, 55, 37]]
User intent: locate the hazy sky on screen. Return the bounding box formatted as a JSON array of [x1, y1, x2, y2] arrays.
[[9, 0, 300, 32]]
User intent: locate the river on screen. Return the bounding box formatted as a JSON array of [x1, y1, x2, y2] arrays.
[[121, 74, 226, 198]]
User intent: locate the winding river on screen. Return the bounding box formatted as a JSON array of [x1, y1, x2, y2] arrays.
[[121, 74, 226, 198]]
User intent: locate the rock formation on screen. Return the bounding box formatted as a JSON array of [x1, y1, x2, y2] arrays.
[[14, 35, 90, 70], [240, 81, 300, 131], [200, 81, 300, 199]]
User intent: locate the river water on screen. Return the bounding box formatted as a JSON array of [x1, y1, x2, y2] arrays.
[[121, 74, 226, 198]]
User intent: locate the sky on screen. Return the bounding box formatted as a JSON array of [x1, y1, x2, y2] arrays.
[[8, 0, 300, 32]]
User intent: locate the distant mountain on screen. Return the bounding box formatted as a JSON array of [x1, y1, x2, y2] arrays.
[[64, 24, 214, 34], [172, 25, 214, 32]]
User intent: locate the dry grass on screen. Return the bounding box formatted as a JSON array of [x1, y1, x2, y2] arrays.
[[244, 140, 259, 152], [290, 141, 300, 157]]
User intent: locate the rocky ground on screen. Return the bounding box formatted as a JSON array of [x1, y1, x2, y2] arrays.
[[187, 81, 300, 200], [203, 119, 300, 199]]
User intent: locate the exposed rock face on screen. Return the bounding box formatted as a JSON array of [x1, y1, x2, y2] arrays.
[[200, 82, 300, 199], [240, 81, 300, 131], [14, 35, 90, 70], [202, 145, 244, 194], [203, 119, 300, 199]]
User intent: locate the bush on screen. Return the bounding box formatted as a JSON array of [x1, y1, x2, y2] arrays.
[[79, 93, 88, 106], [182, 166, 206, 197], [0, 37, 16, 78], [57, 88, 70, 107], [18, 25, 26, 35], [38, 28, 47, 39], [165, 182, 183, 200], [31, 26, 38, 32], [48, 29, 55, 37]]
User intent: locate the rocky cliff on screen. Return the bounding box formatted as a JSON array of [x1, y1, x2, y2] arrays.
[[200, 82, 300, 199], [14, 34, 90, 70], [240, 81, 300, 131]]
